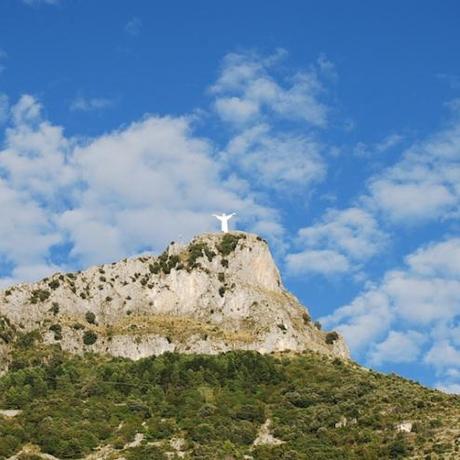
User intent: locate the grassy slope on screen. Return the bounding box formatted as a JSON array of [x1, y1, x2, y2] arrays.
[[0, 338, 459, 460]]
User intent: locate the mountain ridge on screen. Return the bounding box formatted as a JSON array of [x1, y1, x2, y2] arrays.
[[0, 232, 348, 371]]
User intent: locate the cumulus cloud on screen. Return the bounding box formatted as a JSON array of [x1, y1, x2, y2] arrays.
[[210, 51, 336, 199], [366, 116, 460, 222], [286, 207, 386, 276], [211, 50, 330, 127], [368, 330, 426, 366], [286, 249, 350, 276], [223, 123, 326, 193], [321, 237, 460, 381]]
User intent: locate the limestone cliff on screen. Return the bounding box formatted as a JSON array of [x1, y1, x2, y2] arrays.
[[0, 232, 349, 366]]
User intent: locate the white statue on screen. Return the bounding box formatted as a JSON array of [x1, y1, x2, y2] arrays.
[[213, 213, 236, 233]]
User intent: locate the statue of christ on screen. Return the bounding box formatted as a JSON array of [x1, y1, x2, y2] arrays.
[[213, 213, 236, 233]]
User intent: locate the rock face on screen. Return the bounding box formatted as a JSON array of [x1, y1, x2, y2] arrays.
[[0, 232, 349, 362]]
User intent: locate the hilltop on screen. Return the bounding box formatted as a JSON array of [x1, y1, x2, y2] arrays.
[[1, 232, 459, 459], [0, 232, 348, 371]]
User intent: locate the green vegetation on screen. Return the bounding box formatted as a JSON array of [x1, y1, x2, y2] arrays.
[[0, 316, 15, 344], [48, 279, 60, 290], [325, 331, 339, 345], [217, 234, 245, 256], [85, 311, 96, 324], [83, 330, 98, 346], [0, 343, 459, 459], [49, 303, 59, 316], [29, 289, 50, 304], [48, 324, 62, 341], [187, 242, 216, 269], [150, 252, 182, 275]]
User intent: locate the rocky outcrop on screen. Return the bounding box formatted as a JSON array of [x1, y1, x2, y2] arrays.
[[0, 232, 349, 362]]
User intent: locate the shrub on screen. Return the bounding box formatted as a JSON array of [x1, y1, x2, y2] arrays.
[[48, 279, 60, 290], [85, 311, 96, 324], [49, 324, 62, 340], [16, 330, 42, 348], [83, 330, 98, 345], [187, 242, 216, 268], [221, 258, 229, 268], [325, 331, 339, 345], [149, 263, 160, 274], [0, 316, 15, 344], [218, 286, 226, 297], [49, 302, 60, 315], [314, 321, 322, 330], [30, 289, 50, 304], [302, 311, 311, 324], [217, 234, 243, 256]]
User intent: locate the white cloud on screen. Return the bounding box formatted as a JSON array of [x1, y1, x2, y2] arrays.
[[322, 237, 460, 375], [214, 97, 259, 125], [223, 124, 326, 193], [436, 382, 460, 394], [366, 116, 460, 222], [368, 330, 426, 366], [321, 287, 392, 352], [354, 133, 404, 157], [425, 341, 460, 369], [70, 96, 115, 112], [0, 95, 75, 204], [286, 207, 386, 276], [286, 249, 350, 276], [406, 238, 460, 278], [0, 95, 281, 280], [211, 50, 329, 127]]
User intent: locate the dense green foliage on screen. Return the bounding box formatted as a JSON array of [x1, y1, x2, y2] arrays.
[[217, 234, 245, 257], [0, 344, 459, 459]]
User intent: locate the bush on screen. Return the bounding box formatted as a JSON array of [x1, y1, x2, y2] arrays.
[[49, 302, 60, 315], [30, 289, 50, 304], [302, 311, 311, 324], [85, 311, 96, 324], [325, 331, 339, 345], [49, 324, 62, 340], [217, 234, 243, 256], [83, 330, 98, 345], [187, 242, 216, 268], [48, 279, 60, 290]]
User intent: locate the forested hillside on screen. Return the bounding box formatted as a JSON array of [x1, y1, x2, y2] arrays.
[[0, 337, 459, 459]]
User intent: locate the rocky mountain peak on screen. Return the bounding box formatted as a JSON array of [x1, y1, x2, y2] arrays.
[[0, 232, 349, 369]]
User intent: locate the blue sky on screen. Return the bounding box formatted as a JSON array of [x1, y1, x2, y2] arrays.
[[1, 0, 460, 391]]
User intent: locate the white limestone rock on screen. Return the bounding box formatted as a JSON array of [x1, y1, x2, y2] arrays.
[[0, 232, 349, 363]]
